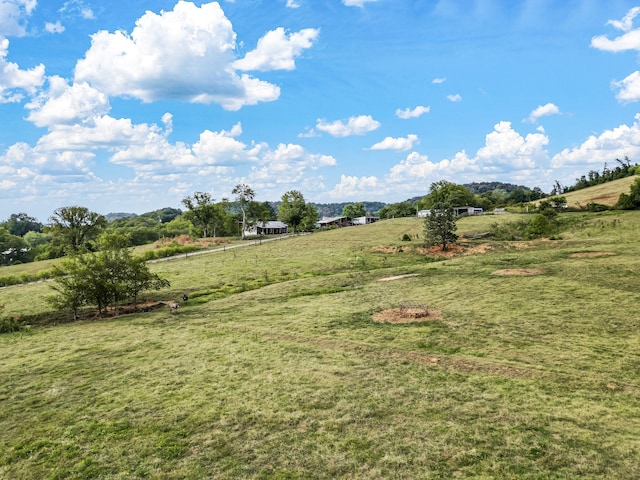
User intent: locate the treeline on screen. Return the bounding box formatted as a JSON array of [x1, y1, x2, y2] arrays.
[[379, 181, 547, 219]]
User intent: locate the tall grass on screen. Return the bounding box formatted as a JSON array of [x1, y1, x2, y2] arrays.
[[1, 214, 639, 478]]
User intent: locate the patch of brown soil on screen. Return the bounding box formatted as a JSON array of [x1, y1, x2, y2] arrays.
[[372, 307, 443, 324], [569, 251, 614, 258], [378, 274, 419, 282], [492, 268, 542, 276]]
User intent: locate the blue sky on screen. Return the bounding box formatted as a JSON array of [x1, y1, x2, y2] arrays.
[[2, 0, 640, 221]]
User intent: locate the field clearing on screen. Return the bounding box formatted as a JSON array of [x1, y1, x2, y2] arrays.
[[1, 214, 640, 478]]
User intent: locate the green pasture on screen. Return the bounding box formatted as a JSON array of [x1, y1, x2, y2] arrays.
[[1, 213, 639, 478]]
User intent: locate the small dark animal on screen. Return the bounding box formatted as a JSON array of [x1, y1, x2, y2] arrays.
[[183, 294, 189, 303]]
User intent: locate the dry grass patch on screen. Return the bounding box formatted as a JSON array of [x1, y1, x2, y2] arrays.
[[491, 268, 543, 276], [569, 251, 615, 258], [377, 273, 419, 282]]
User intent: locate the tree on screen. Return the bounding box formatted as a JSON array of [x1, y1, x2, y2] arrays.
[[379, 202, 417, 219], [232, 184, 256, 239], [278, 190, 307, 232], [182, 191, 219, 238], [49, 233, 169, 318], [616, 177, 640, 209], [424, 202, 458, 251], [342, 202, 366, 218], [47, 206, 107, 254], [419, 181, 475, 210], [0, 227, 28, 265], [3, 212, 43, 236]]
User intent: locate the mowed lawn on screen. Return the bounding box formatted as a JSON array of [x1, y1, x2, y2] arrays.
[[1, 213, 639, 479]]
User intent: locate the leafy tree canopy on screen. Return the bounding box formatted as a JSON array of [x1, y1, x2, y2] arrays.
[[46, 206, 107, 254]]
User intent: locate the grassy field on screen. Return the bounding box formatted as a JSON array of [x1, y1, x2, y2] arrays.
[[1, 213, 639, 479]]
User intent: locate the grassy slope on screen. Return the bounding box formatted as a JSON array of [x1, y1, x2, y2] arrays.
[[1, 214, 640, 479], [555, 175, 638, 207]]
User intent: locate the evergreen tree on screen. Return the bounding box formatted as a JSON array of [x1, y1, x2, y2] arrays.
[[424, 202, 458, 251]]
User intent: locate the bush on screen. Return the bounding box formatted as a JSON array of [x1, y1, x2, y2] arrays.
[[0, 316, 23, 334]]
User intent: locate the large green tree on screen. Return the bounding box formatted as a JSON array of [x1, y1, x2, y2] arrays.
[[341, 202, 366, 218], [0, 227, 28, 265], [49, 233, 169, 319], [278, 190, 307, 232], [2, 212, 43, 237], [182, 191, 222, 238], [419, 181, 475, 210], [424, 202, 458, 251], [47, 206, 107, 254]]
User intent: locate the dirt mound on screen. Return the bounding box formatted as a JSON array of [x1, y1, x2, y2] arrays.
[[492, 268, 542, 276], [372, 307, 443, 324]]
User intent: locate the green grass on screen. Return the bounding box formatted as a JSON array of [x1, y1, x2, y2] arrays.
[[1, 215, 640, 478]]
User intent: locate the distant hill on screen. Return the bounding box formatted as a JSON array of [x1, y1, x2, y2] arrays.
[[105, 212, 137, 222]]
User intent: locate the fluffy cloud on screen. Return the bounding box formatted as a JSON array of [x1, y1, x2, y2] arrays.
[[330, 121, 550, 200], [316, 115, 381, 137], [0, 0, 37, 37], [476, 121, 548, 169], [551, 114, 640, 167], [45, 21, 65, 34], [368, 134, 418, 151], [328, 174, 381, 199], [26, 77, 110, 127], [0, 38, 45, 102], [286, 0, 300, 7], [343, 0, 376, 7], [395, 105, 430, 119], [447, 93, 462, 102], [74, 1, 293, 110], [526, 102, 560, 123], [612, 71, 640, 103], [432, 77, 446, 84], [59, 0, 95, 20], [233, 27, 319, 71], [592, 7, 640, 52]]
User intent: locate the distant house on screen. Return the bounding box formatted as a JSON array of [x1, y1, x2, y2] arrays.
[[418, 207, 483, 218], [244, 221, 288, 237], [352, 216, 380, 225], [316, 216, 353, 228]]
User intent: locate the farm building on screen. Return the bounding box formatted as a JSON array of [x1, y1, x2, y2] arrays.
[[316, 216, 353, 228], [352, 216, 380, 225], [244, 221, 288, 237], [453, 206, 483, 216], [419, 207, 482, 217]]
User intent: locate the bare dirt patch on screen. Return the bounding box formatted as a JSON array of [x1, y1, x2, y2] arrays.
[[373, 243, 492, 259], [491, 268, 542, 276], [378, 274, 419, 282], [569, 251, 614, 258], [372, 307, 443, 324]]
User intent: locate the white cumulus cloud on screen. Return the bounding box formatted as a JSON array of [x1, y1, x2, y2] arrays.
[[73, 1, 289, 110], [447, 93, 462, 102], [395, 105, 430, 119], [0, 0, 37, 37], [316, 115, 380, 137], [45, 21, 65, 34], [233, 27, 319, 72], [551, 114, 640, 168], [592, 7, 640, 52], [369, 134, 418, 151], [343, 0, 376, 7], [527, 102, 560, 123], [612, 71, 640, 103], [0, 38, 45, 103]]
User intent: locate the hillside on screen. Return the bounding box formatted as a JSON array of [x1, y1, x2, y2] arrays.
[[558, 175, 638, 207], [1, 214, 640, 478]]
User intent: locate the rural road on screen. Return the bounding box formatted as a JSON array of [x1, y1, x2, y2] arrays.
[[148, 233, 305, 263]]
